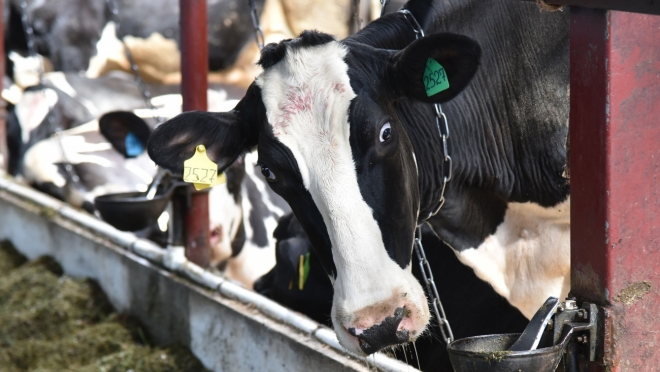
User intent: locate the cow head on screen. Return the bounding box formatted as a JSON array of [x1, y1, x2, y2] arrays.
[[148, 31, 480, 354]]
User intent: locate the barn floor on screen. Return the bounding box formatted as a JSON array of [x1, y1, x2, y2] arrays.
[[0, 240, 207, 372]]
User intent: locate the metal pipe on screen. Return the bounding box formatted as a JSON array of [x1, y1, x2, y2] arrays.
[[180, 0, 210, 267]]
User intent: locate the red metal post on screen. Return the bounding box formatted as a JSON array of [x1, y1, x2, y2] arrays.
[[0, 0, 7, 174], [180, 0, 210, 267], [570, 8, 660, 371]]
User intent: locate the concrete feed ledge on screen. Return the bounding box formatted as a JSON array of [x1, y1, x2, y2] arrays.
[[0, 177, 416, 372]]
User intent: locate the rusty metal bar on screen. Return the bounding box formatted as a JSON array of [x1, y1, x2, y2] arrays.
[[180, 0, 210, 267], [521, 0, 660, 15], [0, 0, 7, 174], [570, 7, 660, 371]]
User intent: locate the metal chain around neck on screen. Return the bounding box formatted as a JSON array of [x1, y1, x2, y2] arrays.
[[414, 226, 454, 343], [399, 9, 453, 222], [248, 0, 265, 51], [104, 0, 164, 124], [379, 0, 391, 17], [399, 8, 455, 344]]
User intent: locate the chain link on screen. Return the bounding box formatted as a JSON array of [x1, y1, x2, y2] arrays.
[[399, 9, 452, 220], [104, 0, 164, 123], [248, 0, 265, 51], [379, 0, 391, 17], [400, 9, 455, 344], [414, 227, 454, 343]]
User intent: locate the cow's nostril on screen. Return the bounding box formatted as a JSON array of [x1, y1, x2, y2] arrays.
[[346, 307, 410, 354]]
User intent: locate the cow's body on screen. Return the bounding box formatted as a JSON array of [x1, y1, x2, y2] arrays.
[[148, 0, 570, 355], [10, 73, 284, 287], [4, 0, 361, 89], [4, 0, 262, 72]]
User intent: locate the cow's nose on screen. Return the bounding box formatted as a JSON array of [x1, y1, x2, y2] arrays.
[[347, 307, 410, 354]]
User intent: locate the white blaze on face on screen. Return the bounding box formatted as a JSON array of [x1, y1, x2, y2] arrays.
[[256, 41, 429, 353], [456, 198, 571, 319]]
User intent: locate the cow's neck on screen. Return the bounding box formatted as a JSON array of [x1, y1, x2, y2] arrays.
[[398, 0, 569, 245]]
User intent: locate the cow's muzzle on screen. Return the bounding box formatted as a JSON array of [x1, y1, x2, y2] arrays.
[[347, 307, 410, 354]]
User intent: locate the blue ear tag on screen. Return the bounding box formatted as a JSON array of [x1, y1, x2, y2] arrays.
[[125, 132, 144, 157]]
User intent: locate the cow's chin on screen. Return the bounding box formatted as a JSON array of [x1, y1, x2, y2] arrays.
[[330, 267, 430, 355], [209, 233, 232, 267]]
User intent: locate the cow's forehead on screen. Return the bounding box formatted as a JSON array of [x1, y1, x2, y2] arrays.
[[256, 40, 357, 188]]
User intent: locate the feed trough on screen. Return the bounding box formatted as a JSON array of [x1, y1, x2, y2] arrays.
[[448, 298, 598, 372], [94, 170, 185, 232], [94, 190, 172, 231], [447, 333, 566, 372]]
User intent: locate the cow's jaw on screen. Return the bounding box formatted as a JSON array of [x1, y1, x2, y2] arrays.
[[257, 41, 429, 354]]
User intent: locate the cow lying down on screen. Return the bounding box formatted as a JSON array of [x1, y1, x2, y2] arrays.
[[148, 0, 570, 356], [255, 213, 529, 371], [13, 78, 289, 287]]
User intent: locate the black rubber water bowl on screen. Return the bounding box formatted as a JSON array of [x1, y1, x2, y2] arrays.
[[447, 334, 564, 372], [95, 191, 170, 231]]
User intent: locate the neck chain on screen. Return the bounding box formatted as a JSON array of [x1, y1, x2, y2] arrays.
[[399, 8, 455, 344]]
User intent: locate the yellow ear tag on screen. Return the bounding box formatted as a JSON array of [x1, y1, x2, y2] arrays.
[[183, 145, 227, 190]]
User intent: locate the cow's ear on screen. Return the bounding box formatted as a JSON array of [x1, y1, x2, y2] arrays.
[[148, 84, 263, 173], [99, 111, 152, 158], [147, 110, 252, 173], [390, 33, 481, 104]]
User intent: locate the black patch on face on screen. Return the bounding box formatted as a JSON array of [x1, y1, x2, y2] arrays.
[[256, 126, 337, 278], [230, 218, 246, 257], [243, 174, 270, 248], [345, 47, 420, 269], [224, 157, 246, 204], [257, 31, 336, 69]]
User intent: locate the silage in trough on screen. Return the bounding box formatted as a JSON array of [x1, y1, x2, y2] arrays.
[[0, 240, 206, 372]]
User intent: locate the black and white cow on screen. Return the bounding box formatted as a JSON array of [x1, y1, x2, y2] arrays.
[[22, 111, 156, 212], [255, 213, 529, 371], [6, 71, 244, 176], [6, 71, 179, 175], [148, 0, 570, 355], [22, 107, 288, 286], [209, 151, 291, 287], [4, 0, 263, 72]]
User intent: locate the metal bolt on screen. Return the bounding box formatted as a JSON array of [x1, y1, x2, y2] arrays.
[[578, 309, 588, 319], [565, 300, 578, 310], [576, 336, 588, 344]]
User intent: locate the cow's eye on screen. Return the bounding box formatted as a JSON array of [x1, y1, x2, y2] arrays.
[[379, 123, 392, 143], [261, 166, 276, 181]]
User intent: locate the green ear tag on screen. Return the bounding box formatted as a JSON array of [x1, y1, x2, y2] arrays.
[[423, 58, 450, 97], [298, 252, 311, 290]]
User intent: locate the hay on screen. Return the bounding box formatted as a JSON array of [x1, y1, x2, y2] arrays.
[[0, 241, 206, 372]]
